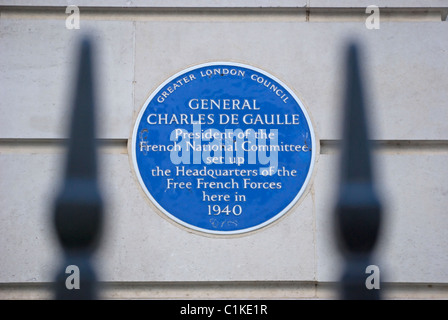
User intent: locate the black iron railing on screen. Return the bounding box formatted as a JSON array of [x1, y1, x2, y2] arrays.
[[334, 43, 382, 300], [52, 38, 382, 300], [53, 37, 103, 300]]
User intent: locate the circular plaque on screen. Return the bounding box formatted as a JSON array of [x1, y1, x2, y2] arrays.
[[132, 62, 316, 235]]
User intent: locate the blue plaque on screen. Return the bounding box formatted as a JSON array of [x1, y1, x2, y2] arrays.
[[132, 62, 316, 235]]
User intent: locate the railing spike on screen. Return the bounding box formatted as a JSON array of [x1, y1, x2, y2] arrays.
[[53, 36, 103, 300], [65, 38, 98, 182], [335, 43, 382, 300]]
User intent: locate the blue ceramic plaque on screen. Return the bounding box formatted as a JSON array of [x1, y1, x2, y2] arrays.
[[132, 62, 316, 235]]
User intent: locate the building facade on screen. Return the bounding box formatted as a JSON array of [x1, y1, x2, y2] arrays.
[[1, 1, 448, 299]]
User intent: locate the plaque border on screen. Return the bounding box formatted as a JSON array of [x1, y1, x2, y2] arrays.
[[130, 61, 318, 236]]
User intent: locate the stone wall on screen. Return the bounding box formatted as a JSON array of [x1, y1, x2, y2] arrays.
[[1, 1, 447, 299]]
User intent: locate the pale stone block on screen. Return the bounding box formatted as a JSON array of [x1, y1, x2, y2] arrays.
[[99, 281, 317, 299], [0, 6, 308, 23], [96, 153, 316, 282], [375, 153, 448, 284], [2, 19, 446, 141], [0, 0, 308, 8], [0, 151, 315, 283], [2, 149, 448, 285], [0, 153, 63, 282], [309, 9, 442, 22], [315, 152, 448, 284], [134, 22, 448, 141], [2, 0, 446, 8], [309, 0, 448, 8], [1, 280, 448, 299], [0, 19, 134, 139]]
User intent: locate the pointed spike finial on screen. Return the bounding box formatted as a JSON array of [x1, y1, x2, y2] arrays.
[[334, 42, 382, 300], [340, 43, 373, 184], [53, 36, 103, 300], [65, 38, 98, 181], [336, 42, 381, 254]]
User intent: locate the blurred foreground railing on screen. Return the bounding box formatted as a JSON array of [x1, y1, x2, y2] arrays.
[[51, 37, 382, 300], [53, 37, 103, 300], [334, 43, 382, 300]]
